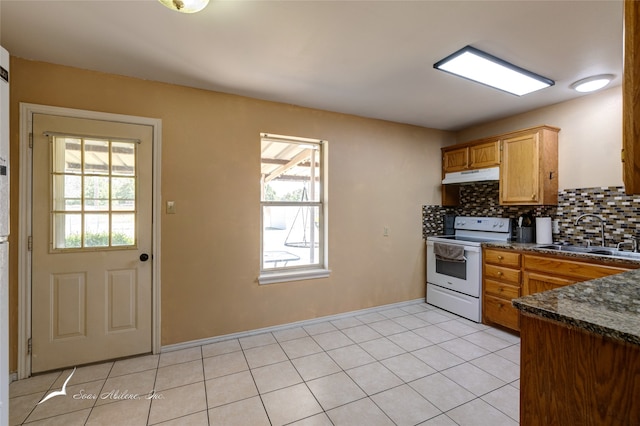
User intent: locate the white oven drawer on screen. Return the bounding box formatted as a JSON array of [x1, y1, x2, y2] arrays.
[[426, 284, 481, 323]]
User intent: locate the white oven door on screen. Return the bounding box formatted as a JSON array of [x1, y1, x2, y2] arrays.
[[426, 240, 481, 297]]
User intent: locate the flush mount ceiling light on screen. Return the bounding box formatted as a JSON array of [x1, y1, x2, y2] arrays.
[[434, 45, 554, 96], [158, 0, 209, 13], [570, 74, 614, 93]]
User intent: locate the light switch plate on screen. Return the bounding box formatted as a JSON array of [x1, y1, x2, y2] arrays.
[[166, 201, 176, 214]]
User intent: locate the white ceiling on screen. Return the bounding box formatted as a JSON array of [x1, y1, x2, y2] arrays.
[[0, 0, 623, 131]]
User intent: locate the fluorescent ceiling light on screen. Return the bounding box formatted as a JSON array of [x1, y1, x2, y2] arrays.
[[158, 0, 209, 13], [571, 74, 614, 93], [434, 46, 554, 96]]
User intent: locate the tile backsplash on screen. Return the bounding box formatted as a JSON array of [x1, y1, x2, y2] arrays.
[[556, 187, 640, 247], [423, 184, 640, 248]]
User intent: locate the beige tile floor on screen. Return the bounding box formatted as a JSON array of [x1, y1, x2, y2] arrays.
[[10, 303, 521, 425]]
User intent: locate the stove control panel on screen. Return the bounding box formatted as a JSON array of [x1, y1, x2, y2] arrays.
[[454, 216, 512, 233]]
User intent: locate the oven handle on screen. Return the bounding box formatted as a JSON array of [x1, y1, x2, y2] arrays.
[[426, 240, 481, 253]]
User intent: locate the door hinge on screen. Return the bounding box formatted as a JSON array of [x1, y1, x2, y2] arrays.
[[27, 236, 33, 251], [29, 133, 33, 149], [27, 338, 32, 355]]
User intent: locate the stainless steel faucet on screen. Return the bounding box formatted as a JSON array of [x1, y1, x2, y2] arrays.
[[574, 214, 607, 247]]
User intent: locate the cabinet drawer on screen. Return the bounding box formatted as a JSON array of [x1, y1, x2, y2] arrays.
[[484, 249, 521, 267], [484, 294, 520, 331], [485, 279, 520, 299], [484, 264, 521, 285]]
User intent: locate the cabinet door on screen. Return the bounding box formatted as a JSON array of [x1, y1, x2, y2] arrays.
[[623, 0, 640, 195], [523, 271, 577, 296], [470, 140, 500, 169], [524, 254, 632, 281], [500, 132, 540, 204], [443, 147, 469, 172]]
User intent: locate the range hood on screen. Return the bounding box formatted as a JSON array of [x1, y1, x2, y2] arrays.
[[442, 166, 500, 185]]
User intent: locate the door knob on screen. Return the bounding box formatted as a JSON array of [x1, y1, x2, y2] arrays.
[[140, 253, 150, 262]]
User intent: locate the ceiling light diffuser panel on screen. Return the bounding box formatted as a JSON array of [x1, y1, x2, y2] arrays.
[[434, 46, 555, 96]]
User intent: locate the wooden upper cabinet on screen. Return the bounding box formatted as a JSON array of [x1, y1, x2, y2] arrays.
[[500, 133, 540, 204], [623, 0, 640, 194], [470, 140, 500, 169], [442, 140, 500, 173], [443, 147, 469, 173], [441, 126, 558, 206], [500, 126, 559, 205]]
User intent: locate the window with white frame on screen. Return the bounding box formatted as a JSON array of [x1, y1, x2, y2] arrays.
[[260, 133, 327, 281]]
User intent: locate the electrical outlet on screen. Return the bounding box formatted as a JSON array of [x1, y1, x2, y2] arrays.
[[383, 227, 389, 237], [552, 219, 559, 234]]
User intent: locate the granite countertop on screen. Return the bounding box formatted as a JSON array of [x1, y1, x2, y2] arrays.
[[512, 269, 640, 346], [483, 241, 640, 266]]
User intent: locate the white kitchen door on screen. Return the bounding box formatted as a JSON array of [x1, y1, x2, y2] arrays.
[[31, 113, 153, 373]]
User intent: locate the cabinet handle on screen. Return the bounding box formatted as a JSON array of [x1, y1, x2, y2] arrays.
[[498, 287, 504, 292], [531, 194, 536, 200], [497, 271, 503, 276], [498, 303, 504, 308], [497, 255, 503, 260]]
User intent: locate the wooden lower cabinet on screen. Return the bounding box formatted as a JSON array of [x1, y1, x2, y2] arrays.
[[520, 314, 640, 425], [483, 248, 639, 332], [482, 248, 522, 330], [484, 293, 520, 330], [523, 271, 576, 294], [522, 254, 635, 296]]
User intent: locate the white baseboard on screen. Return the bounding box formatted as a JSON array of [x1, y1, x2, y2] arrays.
[[161, 298, 426, 353]]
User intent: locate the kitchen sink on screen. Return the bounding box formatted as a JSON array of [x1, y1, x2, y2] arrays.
[[534, 244, 640, 260]]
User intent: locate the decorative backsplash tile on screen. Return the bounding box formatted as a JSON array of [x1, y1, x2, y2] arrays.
[[422, 182, 555, 238], [555, 187, 640, 247], [423, 184, 640, 248]]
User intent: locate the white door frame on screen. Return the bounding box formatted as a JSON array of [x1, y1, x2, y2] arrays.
[[17, 103, 162, 379]]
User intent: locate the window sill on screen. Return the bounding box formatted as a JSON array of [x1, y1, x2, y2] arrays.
[[258, 268, 331, 285]]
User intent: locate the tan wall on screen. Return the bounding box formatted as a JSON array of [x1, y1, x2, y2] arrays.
[[455, 86, 623, 190], [8, 57, 454, 371]]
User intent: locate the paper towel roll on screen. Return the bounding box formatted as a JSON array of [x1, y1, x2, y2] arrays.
[[536, 217, 553, 244]]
